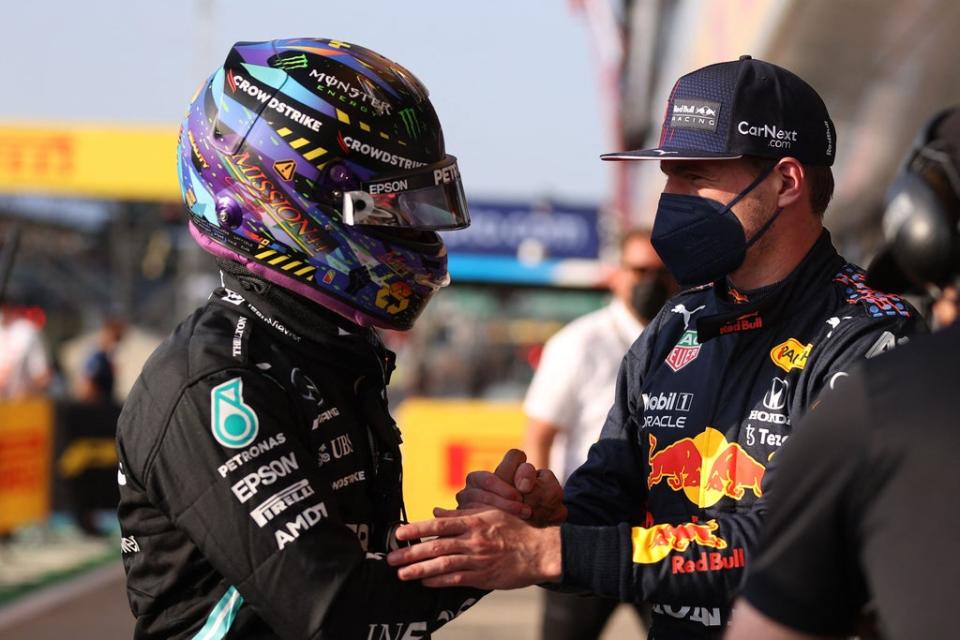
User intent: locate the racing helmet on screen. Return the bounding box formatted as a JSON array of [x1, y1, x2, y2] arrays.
[[178, 38, 470, 330], [881, 107, 960, 287]]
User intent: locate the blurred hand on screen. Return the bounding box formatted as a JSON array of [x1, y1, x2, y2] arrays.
[[450, 449, 567, 526], [387, 508, 562, 589]]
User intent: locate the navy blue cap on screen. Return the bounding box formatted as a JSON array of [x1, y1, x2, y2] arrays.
[[603, 55, 837, 166]]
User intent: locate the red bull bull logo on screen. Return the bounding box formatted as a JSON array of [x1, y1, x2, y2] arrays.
[[648, 427, 765, 508], [632, 519, 728, 564]]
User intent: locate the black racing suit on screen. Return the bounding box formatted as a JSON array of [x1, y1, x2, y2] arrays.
[[116, 269, 481, 639], [557, 231, 926, 639]]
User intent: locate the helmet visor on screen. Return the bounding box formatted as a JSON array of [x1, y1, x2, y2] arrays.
[[342, 155, 470, 231]]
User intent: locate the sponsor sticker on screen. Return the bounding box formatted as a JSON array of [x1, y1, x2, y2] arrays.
[[331, 469, 366, 491], [249, 479, 315, 527], [737, 120, 799, 149], [231, 452, 299, 503], [275, 502, 329, 550], [217, 433, 287, 478], [670, 98, 721, 132], [652, 604, 723, 628], [647, 428, 765, 508], [762, 377, 788, 411], [665, 330, 701, 372], [211, 377, 260, 449], [631, 519, 727, 564], [769, 338, 813, 372]]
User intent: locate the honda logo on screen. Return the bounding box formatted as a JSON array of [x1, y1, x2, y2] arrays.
[[762, 378, 789, 411]]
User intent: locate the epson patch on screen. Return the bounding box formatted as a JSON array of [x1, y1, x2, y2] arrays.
[[670, 98, 721, 132]]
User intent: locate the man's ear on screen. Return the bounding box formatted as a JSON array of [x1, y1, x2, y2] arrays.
[[775, 158, 804, 209]]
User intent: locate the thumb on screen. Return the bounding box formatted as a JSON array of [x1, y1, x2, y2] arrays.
[[514, 462, 538, 494], [493, 449, 527, 485]]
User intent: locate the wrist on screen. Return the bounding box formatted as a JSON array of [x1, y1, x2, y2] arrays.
[[534, 526, 563, 582]]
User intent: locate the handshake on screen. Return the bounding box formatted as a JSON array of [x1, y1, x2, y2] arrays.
[[385, 449, 568, 590]]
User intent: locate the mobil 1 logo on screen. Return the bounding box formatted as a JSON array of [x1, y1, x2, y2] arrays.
[[642, 391, 694, 429]]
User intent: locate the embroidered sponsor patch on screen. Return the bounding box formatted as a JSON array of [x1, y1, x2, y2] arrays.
[[670, 98, 721, 132]]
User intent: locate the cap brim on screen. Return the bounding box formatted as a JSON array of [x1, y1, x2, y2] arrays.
[[600, 148, 743, 162]]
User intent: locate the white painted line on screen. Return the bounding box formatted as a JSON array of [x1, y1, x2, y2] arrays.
[[0, 561, 125, 631]]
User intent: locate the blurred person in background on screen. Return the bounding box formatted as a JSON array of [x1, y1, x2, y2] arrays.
[[116, 38, 483, 639], [728, 107, 960, 640], [387, 56, 927, 640], [0, 305, 51, 400], [522, 229, 670, 639], [75, 313, 126, 403]]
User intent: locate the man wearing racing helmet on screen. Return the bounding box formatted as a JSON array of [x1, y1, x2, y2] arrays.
[[116, 38, 479, 639]]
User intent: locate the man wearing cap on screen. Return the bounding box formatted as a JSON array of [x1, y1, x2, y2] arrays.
[[386, 57, 925, 639], [725, 107, 960, 640]]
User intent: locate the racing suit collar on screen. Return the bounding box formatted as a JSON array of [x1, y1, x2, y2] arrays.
[[696, 229, 844, 342], [215, 268, 396, 380]]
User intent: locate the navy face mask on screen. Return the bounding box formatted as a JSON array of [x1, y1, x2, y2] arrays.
[[651, 165, 783, 286]]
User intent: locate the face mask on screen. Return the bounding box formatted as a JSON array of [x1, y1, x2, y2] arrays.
[[630, 277, 671, 323], [651, 165, 783, 286]]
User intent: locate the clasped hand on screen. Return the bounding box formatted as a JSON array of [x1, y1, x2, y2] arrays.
[[385, 449, 567, 589]]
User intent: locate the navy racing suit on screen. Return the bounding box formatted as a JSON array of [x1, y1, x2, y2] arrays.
[[116, 268, 481, 639], [557, 231, 925, 639]]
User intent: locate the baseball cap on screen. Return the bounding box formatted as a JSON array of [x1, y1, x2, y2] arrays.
[[603, 55, 837, 166]]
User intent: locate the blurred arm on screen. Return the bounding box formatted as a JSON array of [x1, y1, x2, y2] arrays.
[[522, 418, 559, 471]]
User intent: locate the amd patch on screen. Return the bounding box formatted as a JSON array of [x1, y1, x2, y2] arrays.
[[671, 98, 721, 132]]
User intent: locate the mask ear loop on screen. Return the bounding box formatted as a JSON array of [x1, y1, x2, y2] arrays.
[[721, 162, 785, 249]]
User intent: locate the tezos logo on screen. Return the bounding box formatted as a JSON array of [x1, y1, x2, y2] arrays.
[[211, 377, 260, 448]]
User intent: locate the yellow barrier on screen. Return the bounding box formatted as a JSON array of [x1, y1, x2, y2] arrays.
[[0, 399, 53, 532], [396, 399, 525, 522], [0, 123, 179, 201]]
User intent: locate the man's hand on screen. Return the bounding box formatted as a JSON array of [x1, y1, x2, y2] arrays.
[[386, 508, 562, 589], [452, 449, 568, 527]]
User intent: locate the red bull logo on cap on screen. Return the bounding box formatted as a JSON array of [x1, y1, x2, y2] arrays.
[[632, 519, 728, 564], [648, 427, 765, 508]]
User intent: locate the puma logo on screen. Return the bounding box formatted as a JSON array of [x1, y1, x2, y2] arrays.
[[671, 304, 706, 329]]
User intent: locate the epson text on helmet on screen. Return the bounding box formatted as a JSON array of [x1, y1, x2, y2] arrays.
[[737, 121, 798, 149], [368, 179, 408, 195]]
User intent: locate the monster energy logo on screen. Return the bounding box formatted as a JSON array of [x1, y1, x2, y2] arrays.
[[275, 54, 308, 70], [211, 377, 260, 449], [399, 108, 422, 139]]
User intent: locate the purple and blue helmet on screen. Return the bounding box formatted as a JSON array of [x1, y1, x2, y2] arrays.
[[178, 38, 470, 330]]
